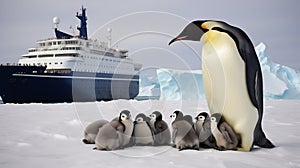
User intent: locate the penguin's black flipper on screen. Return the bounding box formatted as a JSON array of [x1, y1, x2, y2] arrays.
[[183, 115, 193, 126], [254, 131, 275, 148]]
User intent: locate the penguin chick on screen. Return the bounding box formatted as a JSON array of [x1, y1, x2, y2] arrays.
[[83, 119, 109, 144], [170, 111, 199, 151], [194, 112, 216, 148], [132, 113, 154, 146], [149, 111, 171, 146], [94, 110, 133, 150], [210, 113, 239, 151]]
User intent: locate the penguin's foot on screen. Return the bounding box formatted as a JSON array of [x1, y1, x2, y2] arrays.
[[236, 147, 251, 152], [193, 145, 200, 151], [215, 146, 226, 151], [178, 145, 200, 151], [82, 139, 94, 144]]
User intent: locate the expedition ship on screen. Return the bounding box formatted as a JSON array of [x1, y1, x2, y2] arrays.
[[0, 7, 141, 103]]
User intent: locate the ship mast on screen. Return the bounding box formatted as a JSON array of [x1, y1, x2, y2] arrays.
[[76, 6, 88, 40], [53, 6, 88, 40]]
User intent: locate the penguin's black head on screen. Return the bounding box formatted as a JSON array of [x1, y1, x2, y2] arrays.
[[119, 110, 131, 121], [150, 111, 162, 121], [210, 113, 223, 124], [195, 112, 209, 121], [169, 20, 208, 45], [170, 110, 184, 120], [134, 113, 147, 124], [169, 20, 229, 45], [183, 115, 194, 126]]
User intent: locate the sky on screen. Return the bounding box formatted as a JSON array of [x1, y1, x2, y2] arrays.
[[0, 0, 299, 70]]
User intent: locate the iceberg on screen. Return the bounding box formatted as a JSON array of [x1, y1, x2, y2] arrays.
[[256, 43, 300, 99], [135, 74, 161, 100], [138, 43, 300, 100], [156, 69, 204, 100]]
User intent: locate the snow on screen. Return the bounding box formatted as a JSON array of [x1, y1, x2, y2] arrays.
[[0, 100, 300, 168], [140, 43, 300, 100]]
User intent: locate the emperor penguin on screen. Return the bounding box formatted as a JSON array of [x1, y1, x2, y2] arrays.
[[194, 112, 216, 148], [169, 20, 275, 151], [82, 119, 109, 144], [170, 111, 199, 151], [149, 111, 171, 146], [132, 113, 155, 146], [94, 110, 133, 150], [210, 113, 239, 151]]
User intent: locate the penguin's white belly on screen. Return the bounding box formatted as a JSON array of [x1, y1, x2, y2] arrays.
[[202, 32, 258, 144], [122, 120, 134, 146], [134, 123, 153, 144]]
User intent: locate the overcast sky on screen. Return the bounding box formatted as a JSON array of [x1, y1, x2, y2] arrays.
[[0, 0, 299, 70]]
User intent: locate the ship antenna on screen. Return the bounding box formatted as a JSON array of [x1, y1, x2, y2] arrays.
[[53, 17, 60, 29], [107, 27, 112, 48]]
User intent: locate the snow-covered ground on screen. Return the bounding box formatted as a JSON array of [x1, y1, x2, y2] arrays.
[[0, 100, 299, 168]]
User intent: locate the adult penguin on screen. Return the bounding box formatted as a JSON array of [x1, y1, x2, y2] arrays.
[[169, 20, 275, 151]]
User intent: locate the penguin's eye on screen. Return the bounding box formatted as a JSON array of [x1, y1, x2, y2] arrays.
[[211, 117, 215, 121], [136, 117, 143, 122], [121, 114, 127, 120], [150, 114, 156, 119]]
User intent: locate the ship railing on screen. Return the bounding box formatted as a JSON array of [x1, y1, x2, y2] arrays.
[[0, 63, 46, 67]]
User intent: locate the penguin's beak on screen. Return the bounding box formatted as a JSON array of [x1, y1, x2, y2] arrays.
[[169, 36, 188, 45], [133, 121, 137, 124]]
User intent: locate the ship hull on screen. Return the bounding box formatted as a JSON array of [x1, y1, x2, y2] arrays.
[[0, 66, 139, 103]]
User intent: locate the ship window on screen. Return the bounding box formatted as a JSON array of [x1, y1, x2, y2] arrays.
[[24, 55, 37, 58], [53, 42, 57, 45], [39, 54, 53, 58], [60, 62, 63, 64], [55, 62, 58, 64], [28, 48, 37, 52], [56, 54, 78, 57], [47, 42, 52, 46], [58, 41, 61, 45], [49, 63, 51, 65]]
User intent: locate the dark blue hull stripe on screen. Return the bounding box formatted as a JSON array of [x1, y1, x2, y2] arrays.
[[12, 73, 139, 81]]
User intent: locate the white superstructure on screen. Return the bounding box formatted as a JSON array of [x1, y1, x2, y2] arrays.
[[19, 37, 141, 75]]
